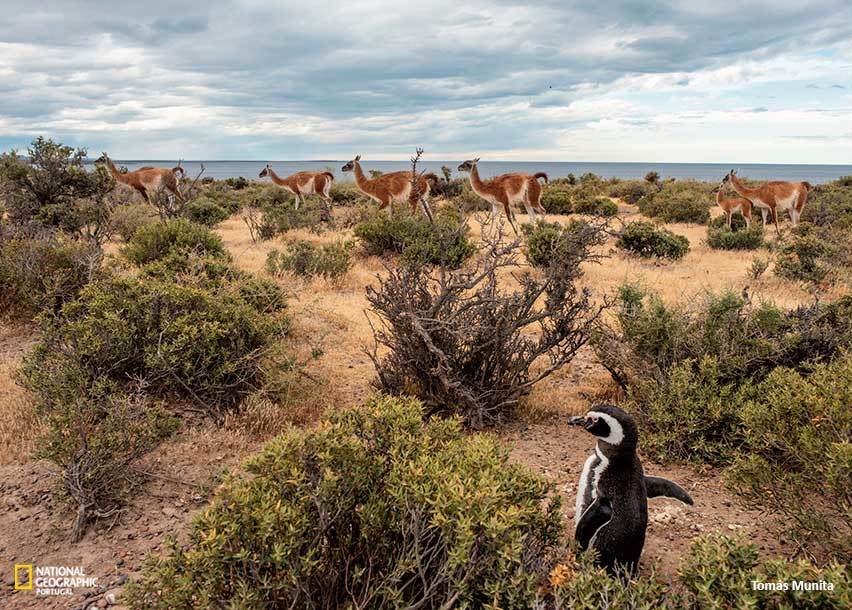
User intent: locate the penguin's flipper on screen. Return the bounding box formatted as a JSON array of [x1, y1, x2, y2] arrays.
[[645, 476, 694, 505], [575, 497, 612, 549]]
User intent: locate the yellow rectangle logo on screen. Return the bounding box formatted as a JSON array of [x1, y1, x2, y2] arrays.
[[14, 564, 33, 591]]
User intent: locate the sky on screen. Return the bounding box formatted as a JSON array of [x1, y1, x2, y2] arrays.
[[1, 1, 851, 163]]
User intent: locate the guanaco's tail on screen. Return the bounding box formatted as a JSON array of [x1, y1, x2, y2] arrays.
[[533, 172, 548, 184], [322, 171, 335, 182], [802, 181, 813, 191]]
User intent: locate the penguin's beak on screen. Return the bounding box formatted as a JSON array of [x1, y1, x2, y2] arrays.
[[568, 415, 588, 427]]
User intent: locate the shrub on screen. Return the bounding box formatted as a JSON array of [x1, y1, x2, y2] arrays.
[[21, 275, 284, 413], [616, 221, 689, 259], [521, 219, 607, 269], [607, 179, 656, 205], [224, 176, 249, 190], [574, 196, 618, 217], [625, 356, 749, 465], [182, 196, 230, 226], [774, 225, 836, 284], [706, 215, 765, 250], [0, 231, 100, 319], [595, 285, 852, 395], [329, 181, 364, 205], [34, 379, 178, 541], [677, 534, 850, 610], [835, 175, 852, 187], [354, 207, 475, 269], [802, 184, 852, 230], [749, 256, 770, 280], [367, 225, 602, 428], [266, 239, 353, 280], [121, 217, 227, 267], [637, 180, 712, 224], [126, 395, 563, 609], [540, 186, 574, 214], [111, 204, 156, 242], [726, 355, 852, 560]]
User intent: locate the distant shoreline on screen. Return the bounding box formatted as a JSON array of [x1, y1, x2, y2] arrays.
[[85, 160, 852, 184]]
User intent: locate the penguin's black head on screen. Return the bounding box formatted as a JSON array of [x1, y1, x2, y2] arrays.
[[568, 404, 638, 450]]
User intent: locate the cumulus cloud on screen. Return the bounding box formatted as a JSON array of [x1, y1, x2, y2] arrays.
[[0, 0, 850, 161]]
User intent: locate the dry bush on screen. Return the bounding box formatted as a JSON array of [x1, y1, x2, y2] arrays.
[[366, 223, 605, 428]]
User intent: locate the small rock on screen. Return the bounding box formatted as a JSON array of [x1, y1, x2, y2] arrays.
[[105, 589, 120, 604]]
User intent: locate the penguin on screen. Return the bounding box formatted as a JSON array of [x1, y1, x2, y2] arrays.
[[569, 404, 693, 574]]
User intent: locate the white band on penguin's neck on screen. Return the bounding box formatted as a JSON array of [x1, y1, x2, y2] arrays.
[[587, 411, 624, 445]]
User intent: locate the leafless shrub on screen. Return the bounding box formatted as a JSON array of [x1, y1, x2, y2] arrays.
[[366, 221, 606, 428]]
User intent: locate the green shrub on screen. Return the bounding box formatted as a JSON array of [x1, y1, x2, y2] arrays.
[[224, 176, 249, 190], [774, 225, 836, 284], [574, 196, 618, 217], [637, 180, 712, 224], [22, 275, 283, 412], [749, 256, 770, 280], [802, 184, 852, 230], [266, 239, 353, 280], [121, 218, 227, 267], [182, 196, 230, 226], [707, 215, 765, 250], [126, 395, 563, 609], [329, 181, 364, 205], [616, 221, 689, 259], [34, 378, 178, 540], [522, 219, 607, 269], [541, 186, 574, 214], [626, 356, 749, 465], [354, 207, 476, 269], [678, 534, 850, 610], [607, 179, 657, 205], [0, 232, 100, 319], [726, 355, 852, 560], [835, 175, 852, 187], [111, 204, 156, 242]]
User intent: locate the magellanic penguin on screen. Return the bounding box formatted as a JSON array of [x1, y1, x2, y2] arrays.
[[569, 404, 693, 574]]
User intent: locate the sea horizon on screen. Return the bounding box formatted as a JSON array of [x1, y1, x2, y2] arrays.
[[88, 159, 852, 184]]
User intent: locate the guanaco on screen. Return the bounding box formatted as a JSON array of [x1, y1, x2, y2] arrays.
[[456, 157, 547, 234], [341, 155, 438, 214], [723, 169, 811, 234], [258, 164, 335, 211], [95, 153, 184, 203], [713, 180, 754, 227]]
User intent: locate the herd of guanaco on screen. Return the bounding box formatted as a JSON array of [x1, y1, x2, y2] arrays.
[[94, 153, 811, 235]]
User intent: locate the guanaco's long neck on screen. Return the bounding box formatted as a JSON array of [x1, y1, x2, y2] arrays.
[[352, 161, 372, 193], [267, 167, 287, 186], [468, 164, 487, 196], [716, 189, 723, 206], [104, 158, 125, 182], [729, 174, 758, 199]]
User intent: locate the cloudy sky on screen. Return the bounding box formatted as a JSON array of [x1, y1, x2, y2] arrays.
[[1, 1, 850, 163]]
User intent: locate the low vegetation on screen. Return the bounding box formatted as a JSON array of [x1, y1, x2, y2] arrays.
[[594, 284, 852, 559], [637, 179, 712, 224], [774, 224, 837, 285], [354, 206, 476, 268], [521, 219, 607, 269], [126, 396, 563, 609], [266, 238, 353, 280], [706, 214, 765, 250], [367, 224, 603, 428], [616, 221, 690, 259]]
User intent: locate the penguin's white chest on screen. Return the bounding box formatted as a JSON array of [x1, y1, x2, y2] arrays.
[[574, 446, 609, 523]]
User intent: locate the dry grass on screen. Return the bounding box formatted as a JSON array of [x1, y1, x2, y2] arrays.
[[0, 323, 42, 465], [213, 201, 831, 426]]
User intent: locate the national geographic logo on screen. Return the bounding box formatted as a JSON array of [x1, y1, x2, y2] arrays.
[[14, 564, 32, 591], [12, 564, 97, 596]]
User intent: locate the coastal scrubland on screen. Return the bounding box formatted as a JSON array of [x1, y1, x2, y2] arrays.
[[1, 139, 850, 609]]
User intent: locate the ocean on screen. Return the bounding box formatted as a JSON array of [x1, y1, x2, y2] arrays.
[[101, 160, 852, 185]]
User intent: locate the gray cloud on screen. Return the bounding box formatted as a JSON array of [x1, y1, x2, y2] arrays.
[[1, 0, 851, 159]]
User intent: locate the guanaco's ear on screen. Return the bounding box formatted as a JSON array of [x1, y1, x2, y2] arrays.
[[355, 154, 361, 161], [474, 157, 480, 163]]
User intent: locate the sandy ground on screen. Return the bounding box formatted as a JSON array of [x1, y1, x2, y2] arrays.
[[0, 201, 821, 608]]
